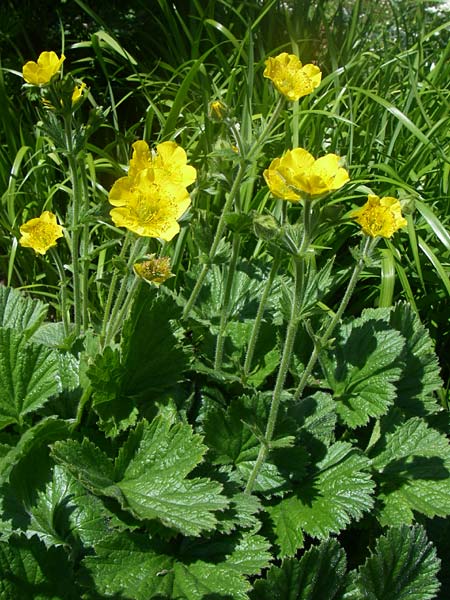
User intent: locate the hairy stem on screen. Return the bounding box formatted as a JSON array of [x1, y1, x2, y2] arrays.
[[214, 234, 241, 370], [243, 250, 281, 381], [245, 198, 312, 494], [293, 235, 377, 401]]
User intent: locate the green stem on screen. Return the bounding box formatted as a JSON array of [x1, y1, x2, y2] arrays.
[[245, 198, 312, 494], [248, 95, 285, 155], [293, 235, 377, 401], [106, 275, 142, 343], [64, 114, 82, 337], [214, 234, 241, 370], [182, 162, 246, 319], [72, 385, 92, 431], [50, 248, 70, 338], [245, 253, 305, 494], [183, 98, 286, 321], [78, 158, 91, 330], [100, 232, 132, 343], [243, 250, 281, 381], [103, 237, 148, 347]]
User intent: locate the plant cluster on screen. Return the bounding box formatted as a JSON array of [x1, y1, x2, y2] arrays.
[[0, 1, 449, 598]]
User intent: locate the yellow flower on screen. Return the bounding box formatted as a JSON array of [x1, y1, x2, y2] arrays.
[[134, 255, 173, 284], [72, 82, 86, 104], [22, 51, 65, 86], [109, 168, 191, 240], [19, 211, 64, 255], [128, 140, 197, 188], [110, 140, 196, 240], [263, 53, 322, 101], [264, 147, 349, 201], [352, 195, 407, 238]]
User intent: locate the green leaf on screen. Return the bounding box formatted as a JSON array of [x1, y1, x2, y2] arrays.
[[265, 496, 305, 557], [0, 535, 80, 599], [120, 285, 189, 397], [83, 530, 271, 600], [371, 417, 450, 525], [288, 392, 336, 461], [321, 315, 405, 428], [389, 303, 443, 415], [88, 286, 189, 435], [352, 525, 440, 600], [251, 538, 347, 599], [272, 442, 374, 539], [88, 346, 139, 437], [203, 394, 307, 495], [0, 417, 70, 484], [0, 328, 62, 430], [52, 416, 228, 536], [0, 286, 47, 338], [1, 462, 118, 547]]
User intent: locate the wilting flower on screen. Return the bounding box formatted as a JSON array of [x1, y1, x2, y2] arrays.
[[72, 81, 86, 104], [209, 100, 227, 120], [134, 255, 173, 284], [264, 53, 322, 101], [264, 147, 349, 201], [109, 140, 196, 240], [22, 51, 65, 86], [19, 211, 64, 255], [352, 195, 407, 238]]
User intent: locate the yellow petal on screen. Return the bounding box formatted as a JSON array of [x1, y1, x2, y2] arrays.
[[19, 211, 64, 255], [352, 195, 407, 238], [129, 141, 152, 178], [22, 51, 65, 86], [263, 53, 321, 101]]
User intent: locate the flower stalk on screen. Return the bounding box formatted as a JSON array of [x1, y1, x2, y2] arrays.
[[214, 234, 241, 370], [242, 249, 281, 381], [245, 198, 312, 494], [182, 161, 246, 320], [63, 113, 83, 336], [293, 234, 378, 401]]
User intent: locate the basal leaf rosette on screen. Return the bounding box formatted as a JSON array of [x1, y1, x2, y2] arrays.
[[264, 53, 322, 101], [109, 168, 191, 240], [22, 51, 65, 86], [352, 194, 407, 238], [19, 211, 64, 255], [264, 148, 349, 201]]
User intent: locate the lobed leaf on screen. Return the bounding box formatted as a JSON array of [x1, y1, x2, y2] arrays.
[[270, 442, 374, 539], [371, 417, 450, 525], [352, 525, 440, 600], [321, 314, 405, 428], [52, 416, 228, 536], [251, 538, 347, 599], [0, 328, 62, 430], [0, 286, 47, 338], [0, 535, 80, 599]]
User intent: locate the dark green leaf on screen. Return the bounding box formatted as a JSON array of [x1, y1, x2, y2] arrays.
[[83, 530, 271, 600], [272, 442, 374, 539], [53, 417, 228, 536], [0, 286, 47, 338], [0, 328, 62, 430], [251, 538, 347, 599], [371, 417, 450, 525], [352, 525, 440, 600], [321, 315, 405, 428], [0, 535, 80, 599]]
